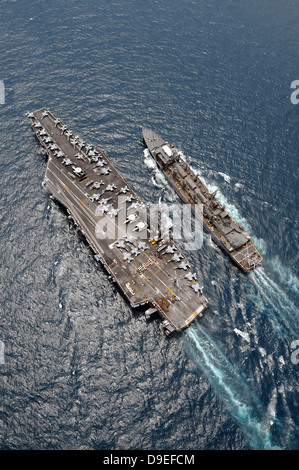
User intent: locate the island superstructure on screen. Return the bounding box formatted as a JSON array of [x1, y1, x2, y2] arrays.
[[142, 128, 263, 272], [27, 108, 208, 335]]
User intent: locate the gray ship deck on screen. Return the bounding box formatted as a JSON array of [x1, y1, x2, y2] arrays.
[[27, 108, 208, 334], [142, 127, 263, 272]]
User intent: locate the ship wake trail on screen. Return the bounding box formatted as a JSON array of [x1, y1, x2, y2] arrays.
[[251, 266, 299, 337], [143, 149, 168, 188], [186, 326, 280, 450], [268, 256, 299, 297], [200, 172, 299, 334]]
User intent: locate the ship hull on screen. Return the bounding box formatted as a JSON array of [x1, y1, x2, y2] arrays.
[[142, 128, 263, 272], [27, 109, 209, 335], [163, 170, 242, 267]]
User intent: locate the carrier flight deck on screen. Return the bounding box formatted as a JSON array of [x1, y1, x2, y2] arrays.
[[27, 108, 208, 335]]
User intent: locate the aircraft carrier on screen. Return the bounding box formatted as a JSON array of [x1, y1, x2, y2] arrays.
[[142, 128, 263, 272], [27, 108, 208, 335]]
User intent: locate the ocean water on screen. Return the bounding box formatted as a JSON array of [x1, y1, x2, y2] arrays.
[[0, 0, 298, 450]]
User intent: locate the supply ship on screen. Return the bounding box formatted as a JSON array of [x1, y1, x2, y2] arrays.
[[27, 108, 208, 335], [142, 128, 263, 272]]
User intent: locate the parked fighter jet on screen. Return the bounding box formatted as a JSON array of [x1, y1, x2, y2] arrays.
[[123, 234, 134, 244], [131, 247, 141, 257], [185, 272, 197, 281], [129, 202, 143, 210], [115, 240, 125, 249], [169, 253, 183, 263], [176, 261, 190, 270], [123, 252, 133, 263], [105, 183, 117, 192], [96, 159, 106, 167], [77, 140, 85, 151], [191, 283, 203, 294], [93, 180, 105, 189], [101, 167, 111, 175], [98, 204, 112, 215], [124, 195, 135, 203], [65, 130, 72, 140], [118, 186, 129, 194], [98, 197, 112, 205], [108, 208, 119, 218], [75, 153, 86, 161], [90, 194, 100, 202], [162, 245, 177, 255], [62, 158, 72, 166], [138, 241, 148, 251]]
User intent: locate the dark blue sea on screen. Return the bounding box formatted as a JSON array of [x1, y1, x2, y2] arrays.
[[0, 0, 298, 451]]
